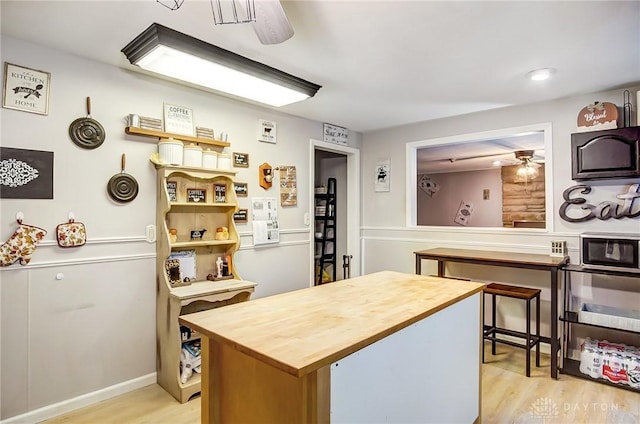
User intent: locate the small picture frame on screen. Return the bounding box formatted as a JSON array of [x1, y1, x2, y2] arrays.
[[163, 103, 194, 136], [166, 181, 177, 202], [165, 259, 182, 286], [187, 188, 206, 203], [3, 63, 51, 115], [233, 152, 249, 167], [234, 182, 248, 197], [214, 183, 227, 203], [233, 208, 248, 223]]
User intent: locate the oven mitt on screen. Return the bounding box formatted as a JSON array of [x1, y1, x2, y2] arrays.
[[1, 221, 47, 266], [56, 219, 87, 248]]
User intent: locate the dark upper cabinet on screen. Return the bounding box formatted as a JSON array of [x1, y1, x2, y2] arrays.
[[571, 127, 640, 180]]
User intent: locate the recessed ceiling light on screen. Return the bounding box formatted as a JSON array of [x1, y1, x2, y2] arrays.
[[527, 68, 556, 81], [492, 160, 502, 167]]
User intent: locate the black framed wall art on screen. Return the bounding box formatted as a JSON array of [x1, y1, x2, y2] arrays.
[[0, 147, 54, 199]]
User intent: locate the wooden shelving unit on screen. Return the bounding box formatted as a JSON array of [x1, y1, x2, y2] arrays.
[[154, 163, 256, 403]]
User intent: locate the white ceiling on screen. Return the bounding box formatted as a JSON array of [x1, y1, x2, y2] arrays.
[[1, 1, 639, 133]]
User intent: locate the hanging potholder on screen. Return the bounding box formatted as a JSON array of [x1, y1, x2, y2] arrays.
[[56, 220, 87, 248]]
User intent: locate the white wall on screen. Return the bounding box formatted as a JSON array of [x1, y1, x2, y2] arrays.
[[0, 36, 362, 421], [360, 86, 640, 356]]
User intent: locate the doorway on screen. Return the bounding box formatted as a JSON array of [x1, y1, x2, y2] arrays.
[[309, 139, 360, 286]]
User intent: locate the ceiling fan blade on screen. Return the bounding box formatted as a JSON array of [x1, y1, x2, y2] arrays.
[[252, 0, 294, 45]]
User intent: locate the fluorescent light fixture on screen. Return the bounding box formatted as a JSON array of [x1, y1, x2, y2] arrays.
[[121, 23, 320, 107], [527, 68, 556, 81]]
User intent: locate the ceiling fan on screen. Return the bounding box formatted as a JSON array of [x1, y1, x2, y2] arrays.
[[157, 0, 294, 45]]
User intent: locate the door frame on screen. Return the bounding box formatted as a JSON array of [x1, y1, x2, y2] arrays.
[[309, 139, 360, 286]]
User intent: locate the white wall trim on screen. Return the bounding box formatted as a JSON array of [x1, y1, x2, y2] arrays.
[[238, 238, 310, 250], [238, 227, 311, 236], [37, 236, 150, 247], [0, 373, 156, 424], [0, 253, 156, 271], [361, 225, 581, 238], [362, 236, 568, 255]]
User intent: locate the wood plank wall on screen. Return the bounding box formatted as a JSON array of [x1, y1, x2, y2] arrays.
[[501, 164, 546, 227]]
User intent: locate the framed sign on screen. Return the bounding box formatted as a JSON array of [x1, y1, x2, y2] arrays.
[[258, 119, 277, 143], [233, 208, 248, 223], [3, 63, 51, 115], [234, 182, 248, 197], [233, 152, 249, 168], [163, 103, 194, 136], [214, 183, 227, 203], [186, 188, 206, 203], [166, 181, 177, 202], [323, 123, 348, 145], [374, 159, 390, 192]]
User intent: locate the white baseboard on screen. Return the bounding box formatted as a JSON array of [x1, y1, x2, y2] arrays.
[[1, 373, 156, 424]]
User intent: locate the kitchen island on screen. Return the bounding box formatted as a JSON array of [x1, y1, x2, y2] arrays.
[[180, 270, 484, 423]]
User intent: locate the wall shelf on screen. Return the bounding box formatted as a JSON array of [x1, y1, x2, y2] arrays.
[[126, 126, 231, 148]]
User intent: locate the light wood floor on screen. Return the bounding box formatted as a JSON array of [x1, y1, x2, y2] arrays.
[[43, 344, 639, 424]]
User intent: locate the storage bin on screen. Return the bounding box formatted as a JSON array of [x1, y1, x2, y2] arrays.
[[579, 303, 640, 332], [218, 154, 231, 170], [183, 144, 203, 167], [158, 138, 183, 165], [202, 149, 218, 169]]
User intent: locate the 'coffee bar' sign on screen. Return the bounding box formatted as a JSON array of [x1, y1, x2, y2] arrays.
[[559, 184, 640, 222]]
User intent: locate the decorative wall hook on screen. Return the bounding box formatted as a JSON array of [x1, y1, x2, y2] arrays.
[[259, 163, 273, 190]]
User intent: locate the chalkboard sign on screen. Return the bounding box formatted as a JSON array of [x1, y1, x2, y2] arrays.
[[187, 188, 206, 203], [233, 208, 248, 223], [234, 182, 248, 197], [233, 152, 249, 167]]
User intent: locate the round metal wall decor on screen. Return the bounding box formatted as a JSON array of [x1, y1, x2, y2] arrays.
[[68, 96, 106, 149], [107, 174, 138, 202], [68, 118, 106, 149]]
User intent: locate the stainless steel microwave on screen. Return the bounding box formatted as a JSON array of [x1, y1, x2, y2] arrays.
[[580, 233, 640, 273]]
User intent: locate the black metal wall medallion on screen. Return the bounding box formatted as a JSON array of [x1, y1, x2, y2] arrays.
[[68, 96, 106, 149], [106, 154, 139, 203], [69, 118, 105, 149]]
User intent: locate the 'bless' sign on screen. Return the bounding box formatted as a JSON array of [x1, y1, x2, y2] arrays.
[[559, 184, 640, 222]]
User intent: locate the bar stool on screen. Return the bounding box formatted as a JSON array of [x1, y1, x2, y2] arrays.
[[482, 283, 541, 377]]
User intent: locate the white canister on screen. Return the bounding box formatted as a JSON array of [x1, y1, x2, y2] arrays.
[[217, 154, 231, 170], [202, 149, 218, 169], [158, 138, 183, 165], [183, 144, 203, 167]]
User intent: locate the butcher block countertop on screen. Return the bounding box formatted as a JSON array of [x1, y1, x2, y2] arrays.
[[179, 270, 484, 378]]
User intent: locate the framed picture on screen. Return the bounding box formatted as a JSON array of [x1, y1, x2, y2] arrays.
[[0, 147, 54, 199], [234, 182, 248, 197], [166, 181, 177, 202], [258, 119, 277, 143], [186, 188, 206, 203], [163, 103, 194, 136], [233, 208, 248, 223], [233, 152, 249, 167], [3, 63, 51, 115], [165, 259, 182, 286], [374, 159, 390, 192], [214, 183, 227, 203]]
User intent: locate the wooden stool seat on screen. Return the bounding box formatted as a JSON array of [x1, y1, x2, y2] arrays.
[[484, 283, 541, 299], [483, 282, 541, 377]]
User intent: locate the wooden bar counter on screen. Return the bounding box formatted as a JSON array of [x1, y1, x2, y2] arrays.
[[180, 270, 485, 423]]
